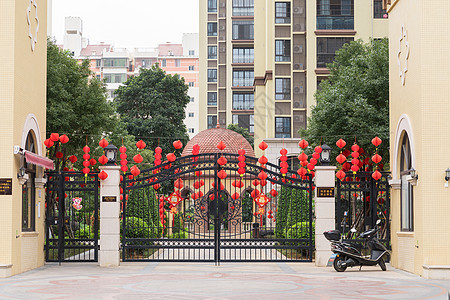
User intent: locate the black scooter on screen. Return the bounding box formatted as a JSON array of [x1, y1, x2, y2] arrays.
[[324, 220, 390, 272]]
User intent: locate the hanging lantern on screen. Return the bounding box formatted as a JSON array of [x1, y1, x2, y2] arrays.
[[270, 189, 278, 197], [89, 158, 97, 166], [258, 171, 268, 180], [99, 138, 108, 149], [238, 149, 246, 155], [173, 140, 183, 150], [351, 165, 360, 173], [251, 189, 260, 199], [351, 151, 360, 159], [82, 167, 90, 175], [336, 154, 346, 164], [174, 178, 184, 189], [232, 180, 244, 188], [217, 141, 226, 151], [336, 139, 346, 149], [297, 167, 307, 176], [97, 155, 107, 165], [258, 156, 268, 165], [44, 139, 54, 148], [192, 144, 200, 155], [217, 156, 227, 166], [372, 170, 382, 181], [336, 170, 346, 180], [194, 180, 204, 189], [130, 165, 140, 177], [136, 140, 146, 150], [132, 154, 142, 164], [298, 152, 308, 162], [252, 179, 260, 187], [259, 141, 268, 151], [68, 155, 77, 164], [59, 134, 69, 144], [55, 152, 63, 159], [166, 153, 176, 162], [351, 144, 360, 152], [298, 139, 308, 149], [99, 170, 108, 181], [372, 136, 382, 147], [231, 193, 240, 200], [217, 170, 227, 179], [314, 146, 322, 153], [50, 133, 60, 142]]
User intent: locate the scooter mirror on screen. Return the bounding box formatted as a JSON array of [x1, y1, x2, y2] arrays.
[[376, 219, 381, 225], [350, 228, 357, 233]]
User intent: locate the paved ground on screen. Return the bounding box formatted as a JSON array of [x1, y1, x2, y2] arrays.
[[0, 262, 449, 299]]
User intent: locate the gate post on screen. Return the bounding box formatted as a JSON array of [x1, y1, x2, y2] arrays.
[[99, 165, 121, 267], [314, 165, 336, 267]]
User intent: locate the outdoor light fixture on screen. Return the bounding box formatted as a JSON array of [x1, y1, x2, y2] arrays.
[[445, 168, 450, 181], [17, 167, 25, 178], [104, 144, 118, 165], [320, 144, 332, 166], [410, 168, 418, 180]]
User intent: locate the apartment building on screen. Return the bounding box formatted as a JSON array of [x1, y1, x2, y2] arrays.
[[63, 18, 199, 138], [199, 0, 388, 154]]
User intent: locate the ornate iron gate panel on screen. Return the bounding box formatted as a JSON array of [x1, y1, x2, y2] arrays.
[[45, 172, 99, 262], [122, 153, 313, 263], [336, 171, 390, 247]]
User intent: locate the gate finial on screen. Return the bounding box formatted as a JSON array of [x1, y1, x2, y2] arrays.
[[216, 120, 220, 128]]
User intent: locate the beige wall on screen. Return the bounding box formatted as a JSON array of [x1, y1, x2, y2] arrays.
[[388, 0, 450, 279], [0, 0, 47, 277]]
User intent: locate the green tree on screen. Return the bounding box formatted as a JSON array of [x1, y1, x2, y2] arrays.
[[114, 65, 190, 154], [46, 38, 117, 155], [300, 38, 389, 163], [227, 124, 254, 149]]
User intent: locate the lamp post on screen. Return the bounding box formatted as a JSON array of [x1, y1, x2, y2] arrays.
[[104, 144, 118, 165], [320, 144, 332, 166]]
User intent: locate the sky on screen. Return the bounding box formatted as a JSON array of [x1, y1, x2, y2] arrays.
[[51, 0, 199, 49]]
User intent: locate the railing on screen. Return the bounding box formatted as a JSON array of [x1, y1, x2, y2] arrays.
[[317, 16, 354, 30]]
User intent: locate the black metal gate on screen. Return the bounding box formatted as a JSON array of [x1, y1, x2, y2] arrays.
[[45, 171, 99, 262], [335, 171, 390, 246], [122, 153, 313, 263]]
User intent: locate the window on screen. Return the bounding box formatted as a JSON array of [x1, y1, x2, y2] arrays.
[[175, 59, 181, 67], [208, 22, 218, 36], [233, 47, 254, 63], [317, 37, 353, 68], [284, 156, 300, 171], [275, 78, 291, 100], [208, 115, 217, 129], [275, 40, 291, 62], [190, 97, 195, 102], [232, 114, 254, 133], [96, 59, 101, 67], [400, 133, 413, 231], [161, 59, 167, 67], [22, 131, 36, 231], [189, 128, 195, 134], [104, 73, 127, 83], [208, 92, 217, 106], [275, 2, 291, 24], [232, 21, 254, 40], [208, 0, 217, 12], [275, 117, 291, 138], [188, 82, 195, 87], [208, 69, 217, 82], [233, 0, 254, 16], [208, 46, 217, 59], [188, 112, 194, 117], [103, 58, 127, 67], [189, 65, 195, 71], [317, 0, 354, 30], [141, 59, 152, 67], [373, 0, 388, 18], [233, 70, 254, 86], [233, 93, 254, 110]]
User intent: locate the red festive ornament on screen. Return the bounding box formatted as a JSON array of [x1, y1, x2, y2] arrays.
[[195, 171, 203, 177], [194, 180, 204, 189], [231, 193, 240, 200], [232, 180, 244, 188], [307, 163, 315, 171], [251, 189, 261, 199], [372, 154, 382, 164], [44, 139, 54, 148], [258, 156, 268, 165], [217, 156, 227, 166], [166, 153, 176, 162], [120, 153, 127, 160], [351, 165, 360, 173], [298, 152, 308, 162], [167, 191, 183, 206], [99, 171, 108, 181], [217, 141, 226, 151], [297, 167, 307, 176], [133, 154, 143, 164], [252, 179, 260, 187], [259, 141, 268, 151], [174, 178, 184, 189], [68, 155, 77, 164], [89, 158, 96, 166], [258, 171, 268, 180], [336, 139, 346, 149], [136, 140, 146, 150], [82, 167, 90, 175], [351, 158, 360, 166], [173, 140, 183, 149], [238, 161, 246, 168], [212, 182, 225, 190], [153, 183, 161, 190], [351, 151, 359, 158], [314, 146, 323, 153], [351, 144, 360, 152], [99, 138, 108, 148], [55, 152, 63, 159], [192, 144, 200, 155], [254, 194, 270, 207], [155, 147, 162, 154], [336, 170, 346, 180], [372, 170, 382, 181], [50, 133, 60, 142], [119, 146, 127, 153], [279, 149, 287, 156], [130, 165, 140, 177], [312, 152, 320, 160], [121, 165, 128, 173], [336, 154, 346, 164], [59, 134, 69, 144], [310, 158, 318, 166], [298, 139, 308, 149], [238, 168, 246, 175], [217, 170, 227, 179], [372, 136, 382, 147], [270, 189, 278, 197], [238, 149, 246, 155], [83, 146, 90, 153]]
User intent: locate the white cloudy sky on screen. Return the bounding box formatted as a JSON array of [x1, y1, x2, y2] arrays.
[[51, 0, 199, 48]]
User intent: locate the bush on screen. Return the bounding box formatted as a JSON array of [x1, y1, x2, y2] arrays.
[[75, 225, 94, 239], [169, 229, 188, 239], [121, 217, 153, 239], [276, 187, 312, 238], [287, 221, 315, 245]]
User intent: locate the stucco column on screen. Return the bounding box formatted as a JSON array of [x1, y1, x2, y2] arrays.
[[314, 165, 336, 267], [99, 165, 121, 267]]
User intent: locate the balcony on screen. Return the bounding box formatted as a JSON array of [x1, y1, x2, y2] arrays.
[[316, 16, 354, 30]]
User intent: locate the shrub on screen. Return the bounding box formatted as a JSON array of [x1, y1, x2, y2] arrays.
[[121, 217, 152, 239], [75, 225, 94, 239], [287, 221, 315, 245], [169, 229, 188, 239]]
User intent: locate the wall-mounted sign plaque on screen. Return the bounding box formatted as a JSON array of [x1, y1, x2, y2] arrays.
[[317, 187, 335, 198], [0, 179, 12, 195], [102, 196, 117, 202]]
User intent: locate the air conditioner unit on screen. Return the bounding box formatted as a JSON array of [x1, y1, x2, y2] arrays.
[[293, 7, 304, 15], [293, 63, 304, 70], [293, 114, 301, 121], [219, 25, 225, 31], [220, 2, 226, 7], [219, 36, 225, 41], [219, 13, 226, 18], [219, 47, 226, 52], [293, 102, 301, 109], [294, 86, 304, 94], [294, 24, 305, 32], [293, 45, 303, 53]]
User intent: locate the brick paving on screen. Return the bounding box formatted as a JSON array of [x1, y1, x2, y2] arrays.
[[0, 262, 449, 299]]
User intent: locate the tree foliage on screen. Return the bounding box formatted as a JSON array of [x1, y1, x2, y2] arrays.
[[46, 38, 117, 155], [114, 65, 190, 154], [300, 38, 389, 161], [227, 124, 254, 149]]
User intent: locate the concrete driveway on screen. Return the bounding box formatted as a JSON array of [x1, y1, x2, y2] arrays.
[[0, 262, 448, 299]]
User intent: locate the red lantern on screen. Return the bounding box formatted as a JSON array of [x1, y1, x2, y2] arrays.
[[251, 189, 260, 199], [217, 156, 227, 166], [259, 141, 268, 151], [298, 139, 308, 149], [121, 165, 128, 173], [297, 167, 307, 176], [372, 136, 382, 147], [258, 171, 268, 180], [232, 180, 244, 188], [155, 147, 162, 154], [336, 154, 346, 164], [68, 155, 77, 164], [55, 152, 63, 159], [312, 152, 320, 160], [270, 189, 278, 197], [82, 167, 90, 174], [136, 140, 146, 150], [59, 134, 69, 144], [153, 183, 160, 190], [336, 170, 346, 180], [336, 138, 346, 149], [307, 163, 315, 171], [217, 170, 227, 179], [192, 144, 200, 155], [252, 179, 260, 187], [351, 144, 360, 152], [238, 161, 246, 168], [351, 158, 360, 166], [238, 149, 246, 155], [258, 156, 268, 165], [310, 158, 318, 166], [238, 168, 246, 175], [298, 152, 308, 162], [44, 139, 54, 148], [217, 141, 226, 151], [194, 180, 204, 189], [83, 146, 90, 153], [212, 182, 225, 190], [174, 178, 184, 189], [166, 153, 176, 162], [351, 165, 360, 173], [97, 155, 107, 165], [351, 151, 359, 158], [314, 146, 323, 153], [280, 149, 288, 156], [119, 146, 127, 153], [89, 158, 96, 166], [231, 193, 240, 200], [99, 138, 108, 148], [173, 140, 183, 149], [50, 133, 60, 142], [372, 154, 382, 164], [372, 170, 382, 181], [130, 165, 140, 177], [99, 171, 108, 180]]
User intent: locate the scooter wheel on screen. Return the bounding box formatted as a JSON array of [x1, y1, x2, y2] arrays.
[[333, 256, 347, 272], [378, 258, 387, 271]]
